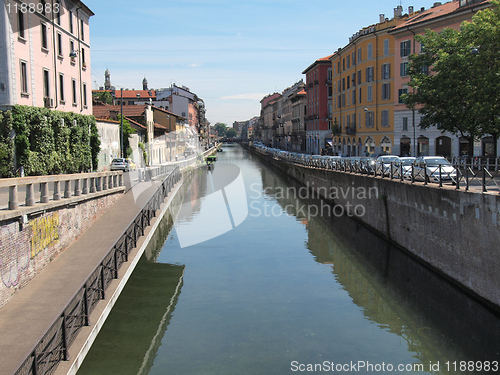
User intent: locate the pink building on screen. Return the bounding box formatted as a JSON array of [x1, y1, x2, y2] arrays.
[[0, 0, 94, 115], [302, 55, 333, 154], [390, 0, 492, 157]]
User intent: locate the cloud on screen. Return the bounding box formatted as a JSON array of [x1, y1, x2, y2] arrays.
[[220, 93, 269, 101], [188, 62, 203, 68]]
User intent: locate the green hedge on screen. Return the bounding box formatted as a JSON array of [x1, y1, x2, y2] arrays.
[[0, 105, 100, 177]]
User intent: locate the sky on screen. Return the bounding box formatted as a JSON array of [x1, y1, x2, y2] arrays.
[[85, 0, 446, 126]]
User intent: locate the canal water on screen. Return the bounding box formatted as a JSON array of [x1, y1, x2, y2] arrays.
[[78, 144, 499, 375]]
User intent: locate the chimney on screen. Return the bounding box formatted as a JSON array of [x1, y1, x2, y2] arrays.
[[394, 5, 403, 17], [409, 6, 414, 13], [433, 2, 442, 7], [379, 13, 385, 23]]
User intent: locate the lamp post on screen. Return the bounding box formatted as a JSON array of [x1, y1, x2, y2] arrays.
[[120, 88, 123, 158]]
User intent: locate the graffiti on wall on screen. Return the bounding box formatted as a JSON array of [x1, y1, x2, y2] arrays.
[[30, 212, 59, 259], [0, 223, 30, 288]]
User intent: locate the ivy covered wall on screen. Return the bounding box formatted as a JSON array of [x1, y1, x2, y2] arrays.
[[0, 105, 100, 177]]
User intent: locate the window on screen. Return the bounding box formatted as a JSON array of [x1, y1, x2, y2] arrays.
[[367, 43, 373, 59], [358, 87, 362, 103], [382, 83, 391, 100], [57, 33, 63, 57], [347, 77, 350, 90], [352, 51, 356, 65], [18, 11, 25, 39], [401, 40, 411, 57], [337, 80, 341, 93], [341, 93, 345, 108], [43, 69, 50, 98], [69, 11, 74, 34], [365, 111, 374, 128], [59, 74, 65, 102], [328, 86, 332, 98], [81, 48, 86, 66], [398, 88, 408, 103], [366, 66, 374, 82], [20, 61, 28, 94], [367, 85, 373, 102], [352, 90, 356, 105], [70, 40, 75, 63], [357, 70, 361, 85], [83, 83, 87, 107], [400, 62, 409, 77], [41, 23, 48, 50], [382, 63, 390, 79], [381, 110, 389, 127], [383, 39, 390, 56], [80, 19, 85, 41], [352, 73, 356, 86], [403, 117, 408, 131], [357, 47, 362, 62], [72, 79, 77, 105], [342, 78, 345, 91], [342, 58, 345, 71]]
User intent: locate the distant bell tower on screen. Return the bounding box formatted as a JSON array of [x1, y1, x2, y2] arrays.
[[142, 77, 148, 90], [104, 69, 111, 90]]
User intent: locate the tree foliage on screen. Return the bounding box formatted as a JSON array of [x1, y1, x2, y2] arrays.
[[92, 90, 113, 105], [117, 115, 136, 158], [404, 0, 500, 156], [214, 122, 227, 137], [226, 128, 237, 138]]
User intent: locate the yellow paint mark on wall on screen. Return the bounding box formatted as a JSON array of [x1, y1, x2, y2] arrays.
[[30, 212, 59, 258]]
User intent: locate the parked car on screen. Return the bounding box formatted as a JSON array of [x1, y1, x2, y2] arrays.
[[399, 157, 416, 179], [376, 155, 400, 176], [110, 158, 130, 172], [126, 158, 136, 171], [413, 156, 457, 182]]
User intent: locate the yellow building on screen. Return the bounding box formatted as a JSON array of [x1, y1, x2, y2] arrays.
[[331, 9, 409, 156]]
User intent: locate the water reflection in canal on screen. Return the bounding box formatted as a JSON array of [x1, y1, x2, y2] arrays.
[[78, 144, 499, 375]]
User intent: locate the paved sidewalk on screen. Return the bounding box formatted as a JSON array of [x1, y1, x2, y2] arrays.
[[0, 174, 164, 375]]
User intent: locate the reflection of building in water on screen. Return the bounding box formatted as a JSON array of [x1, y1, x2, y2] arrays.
[[260, 164, 500, 365], [78, 259, 185, 375]]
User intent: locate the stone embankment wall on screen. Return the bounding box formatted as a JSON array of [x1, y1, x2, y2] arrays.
[[0, 193, 122, 307], [254, 150, 500, 311]]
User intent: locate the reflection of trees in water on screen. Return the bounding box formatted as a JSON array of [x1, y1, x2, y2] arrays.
[[258, 163, 500, 370], [78, 259, 185, 375]]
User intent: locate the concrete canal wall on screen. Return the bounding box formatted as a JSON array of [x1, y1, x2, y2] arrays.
[[250, 148, 500, 311], [0, 185, 124, 308]]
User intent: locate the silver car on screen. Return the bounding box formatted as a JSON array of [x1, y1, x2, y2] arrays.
[[413, 156, 457, 182]]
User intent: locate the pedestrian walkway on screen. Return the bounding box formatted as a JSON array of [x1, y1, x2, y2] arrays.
[[0, 173, 169, 375]]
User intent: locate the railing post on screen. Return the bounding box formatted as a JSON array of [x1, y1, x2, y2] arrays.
[[439, 165, 443, 188], [74, 179, 81, 197], [100, 264, 105, 299], [90, 177, 96, 193], [9, 185, 19, 210], [40, 182, 49, 203], [83, 284, 90, 326], [26, 184, 35, 206], [96, 177, 102, 192], [64, 180, 71, 199], [82, 178, 89, 194], [61, 313, 69, 361], [102, 175, 108, 191], [31, 349, 38, 375], [53, 181, 61, 200], [483, 165, 487, 193]]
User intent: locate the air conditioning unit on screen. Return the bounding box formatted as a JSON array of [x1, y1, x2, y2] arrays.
[[44, 97, 53, 108]]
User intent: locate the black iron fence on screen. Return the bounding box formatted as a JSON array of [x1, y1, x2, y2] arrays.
[[253, 145, 500, 193], [13, 167, 181, 375]]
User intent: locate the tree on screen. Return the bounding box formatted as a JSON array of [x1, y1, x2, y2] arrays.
[[226, 128, 237, 138], [117, 115, 136, 157], [93, 91, 113, 105], [214, 122, 227, 137], [403, 0, 500, 157]]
